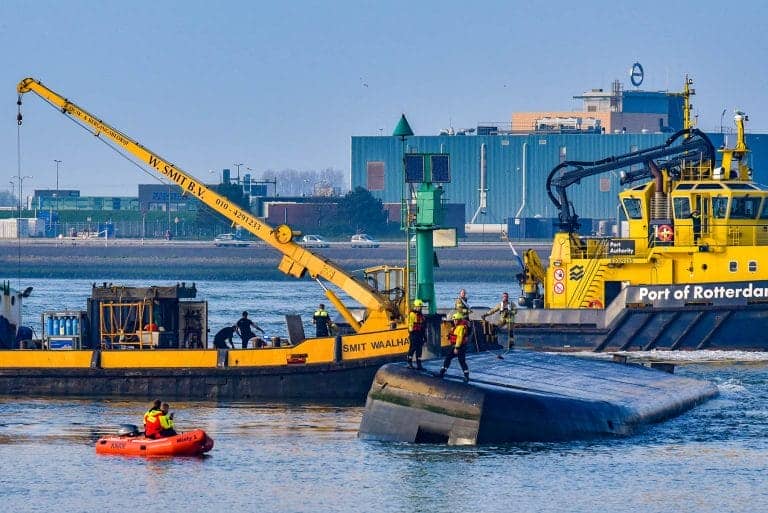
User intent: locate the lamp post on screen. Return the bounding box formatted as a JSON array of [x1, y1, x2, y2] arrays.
[[720, 109, 727, 134], [11, 175, 33, 219], [54, 159, 62, 213], [233, 163, 243, 184]]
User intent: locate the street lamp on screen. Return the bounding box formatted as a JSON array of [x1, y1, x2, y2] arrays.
[[720, 109, 727, 134], [10, 175, 32, 218], [54, 159, 62, 213]]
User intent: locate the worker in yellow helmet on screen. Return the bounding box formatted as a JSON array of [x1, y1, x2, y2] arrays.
[[437, 312, 470, 382], [406, 299, 426, 370]]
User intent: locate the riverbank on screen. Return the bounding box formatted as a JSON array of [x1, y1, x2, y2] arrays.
[[0, 239, 548, 281]]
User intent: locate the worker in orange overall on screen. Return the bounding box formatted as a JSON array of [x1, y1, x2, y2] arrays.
[[406, 299, 426, 370], [143, 399, 163, 439], [437, 312, 470, 383]]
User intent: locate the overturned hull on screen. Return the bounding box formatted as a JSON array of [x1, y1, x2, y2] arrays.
[[358, 352, 717, 444]]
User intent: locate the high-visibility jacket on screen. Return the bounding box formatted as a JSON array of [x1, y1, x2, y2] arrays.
[[144, 409, 162, 438], [454, 297, 470, 317], [159, 413, 175, 431], [448, 322, 468, 348], [487, 300, 516, 324], [407, 310, 424, 332]]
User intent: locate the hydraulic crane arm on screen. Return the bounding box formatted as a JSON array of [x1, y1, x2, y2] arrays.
[[546, 128, 715, 232], [17, 77, 393, 331]]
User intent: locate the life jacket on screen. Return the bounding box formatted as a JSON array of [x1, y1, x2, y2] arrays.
[[408, 310, 424, 332], [498, 301, 516, 322], [454, 297, 470, 316], [159, 413, 175, 432], [144, 409, 162, 438], [448, 322, 468, 346]]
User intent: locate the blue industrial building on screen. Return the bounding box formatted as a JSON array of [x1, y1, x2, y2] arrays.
[[352, 132, 768, 237], [352, 75, 768, 238]]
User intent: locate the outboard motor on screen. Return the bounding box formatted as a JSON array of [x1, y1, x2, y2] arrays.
[[117, 424, 140, 437]]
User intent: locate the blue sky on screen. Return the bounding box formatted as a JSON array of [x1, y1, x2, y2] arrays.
[[2, 0, 768, 195]]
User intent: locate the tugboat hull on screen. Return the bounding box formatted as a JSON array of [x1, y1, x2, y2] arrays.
[[512, 282, 768, 352]]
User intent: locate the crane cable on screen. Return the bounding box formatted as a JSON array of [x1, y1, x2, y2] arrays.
[[17, 93, 171, 187], [15, 96, 23, 289]]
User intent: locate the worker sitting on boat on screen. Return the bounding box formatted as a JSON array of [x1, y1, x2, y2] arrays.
[[143, 399, 163, 439], [158, 402, 177, 437]]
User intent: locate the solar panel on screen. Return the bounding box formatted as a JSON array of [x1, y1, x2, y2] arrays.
[[405, 154, 425, 183], [431, 154, 451, 183]]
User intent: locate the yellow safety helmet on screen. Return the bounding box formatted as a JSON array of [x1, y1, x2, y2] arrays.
[[452, 312, 463, 320], [413, 299, 424, 307]]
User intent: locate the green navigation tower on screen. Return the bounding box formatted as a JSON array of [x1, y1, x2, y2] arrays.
[[394, 115, 449, 315]]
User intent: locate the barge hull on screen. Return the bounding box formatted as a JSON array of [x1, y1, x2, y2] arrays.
[[0, 356, 402, 402]]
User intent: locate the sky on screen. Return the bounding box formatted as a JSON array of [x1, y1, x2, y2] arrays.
[[2, 0, 768, 196]]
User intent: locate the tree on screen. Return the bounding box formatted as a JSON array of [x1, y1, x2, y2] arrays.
[[0, 191, 15, 207], [193, 183, 250, 237], [328, 187, 390, 236]]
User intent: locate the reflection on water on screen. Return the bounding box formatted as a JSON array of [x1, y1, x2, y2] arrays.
[[4, 279, 768, 513]]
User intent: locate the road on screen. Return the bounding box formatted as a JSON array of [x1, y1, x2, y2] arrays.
[[0, 238, 551, 281]]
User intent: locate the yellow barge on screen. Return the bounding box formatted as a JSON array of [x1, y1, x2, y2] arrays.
[[0, 78, 471, 400]]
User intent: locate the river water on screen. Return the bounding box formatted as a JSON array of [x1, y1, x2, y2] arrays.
[[2, 278, 768, 513]]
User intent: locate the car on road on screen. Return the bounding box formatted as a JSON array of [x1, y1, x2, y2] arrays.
[[300, 234, 330, 248], [350, 233, 380, 248], [213, 233, 250, 247]]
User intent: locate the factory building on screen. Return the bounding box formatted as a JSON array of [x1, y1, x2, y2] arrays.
[[351, 76, 768, 238]]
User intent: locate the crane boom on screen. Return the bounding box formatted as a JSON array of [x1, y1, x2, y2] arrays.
[[17, 77, 395, 331], [546, 128, 715, 232]]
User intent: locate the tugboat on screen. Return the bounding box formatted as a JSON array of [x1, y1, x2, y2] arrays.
[[511, 77, 768, 351]]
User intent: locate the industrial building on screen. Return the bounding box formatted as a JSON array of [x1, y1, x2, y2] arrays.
[[352, 76, 768, 238]]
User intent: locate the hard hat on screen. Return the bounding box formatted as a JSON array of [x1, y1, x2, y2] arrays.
[[452, 312, 463, 320], [413, 299, 423, 307]]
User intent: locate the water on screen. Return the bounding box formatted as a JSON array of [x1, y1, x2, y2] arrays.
[[15, 278, 509, 341], [2, 279, 768, 512]]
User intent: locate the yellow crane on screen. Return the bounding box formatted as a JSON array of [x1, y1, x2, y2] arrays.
[[16, 77, 404, 334]]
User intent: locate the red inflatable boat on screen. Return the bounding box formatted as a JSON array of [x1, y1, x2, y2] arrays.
[[96, 427, 214, 457]]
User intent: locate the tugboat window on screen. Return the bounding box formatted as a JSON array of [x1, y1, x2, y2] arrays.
[[729, 261, 738, 273], [730, 196, 760, 219], [622, 198, 643, 219], [673, 197, 691, 219], [713, 197, 729, 219], [749, 261, 758, 272]]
